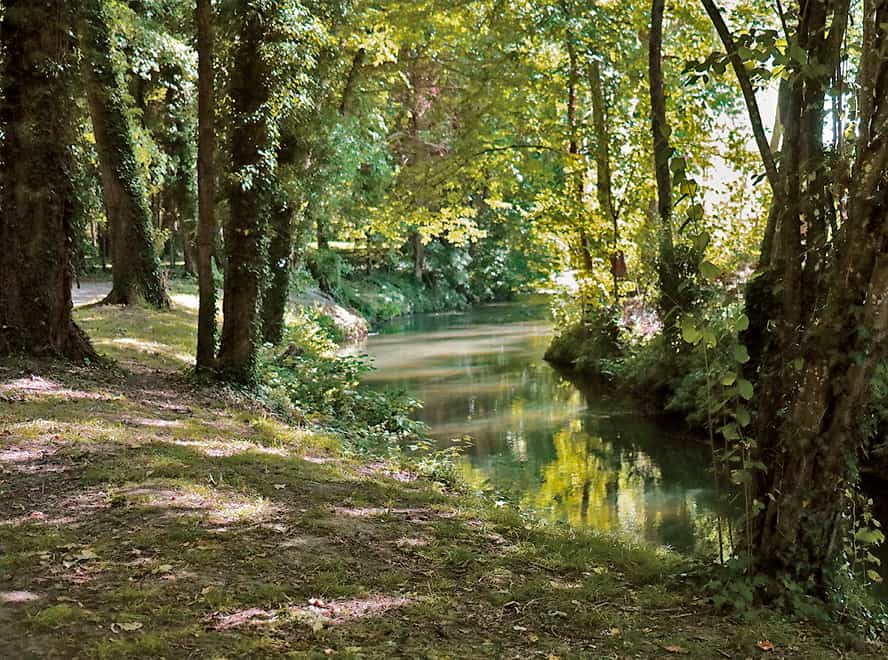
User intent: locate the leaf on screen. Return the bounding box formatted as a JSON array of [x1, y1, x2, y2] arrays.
[[720, 373, 737, 386], [735, 406, 752, 427], [694, 231, 711, 253], [720, 423, 740, 440], [700, 260, 721, 281], [734, 314, 750, 331], [756, 639, 775, 652], [76, 549, 98, 561], [867, 570, 883, 583], [117, 622, 143, 632], [737, 379, 754, 400], [732, 344, 750, 364], [681, 318, 702, 345], [855, 528, 886, 545], [702, 329, 717, 348], [664, 646, 689, 654]]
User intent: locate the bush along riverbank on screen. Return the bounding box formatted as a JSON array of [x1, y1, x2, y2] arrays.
[[545, 282, 888, 628], [1, 287, 883, 658]]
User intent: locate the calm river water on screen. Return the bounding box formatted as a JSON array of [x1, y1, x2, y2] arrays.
[[361, 299, 724, 554]]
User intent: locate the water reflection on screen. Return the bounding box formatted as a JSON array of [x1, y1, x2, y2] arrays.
[[362, 300, 722, 553]]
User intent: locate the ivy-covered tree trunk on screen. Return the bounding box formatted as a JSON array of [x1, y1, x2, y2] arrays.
[[261, 190, 294, 345], [196, 0, 217, 371], [707, 0, 888, 587], [216, 6, 272, 382], [648, 0, 680, 341], [0, 0, 94, 358], [78, 0, 169, 308]]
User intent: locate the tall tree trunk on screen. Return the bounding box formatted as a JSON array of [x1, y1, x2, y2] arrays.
[[565, 34, 596, 275], [339, 48, 366, 116], [0, 0, 94, 358], [648, 0, 679, 340], [216, 6, 272, 383], [316, 211, 330, 250], [589, 59, 619, 301], [196, 0, 217, 371], [412, 231, 425, 283], [78, 0, 169, 309], [261, 190, 294, 345], [704, 0, 887, 587], [749, 0, 880, 586]]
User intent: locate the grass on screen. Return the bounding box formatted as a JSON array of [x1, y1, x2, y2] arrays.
[[0, 294, 883, 658]]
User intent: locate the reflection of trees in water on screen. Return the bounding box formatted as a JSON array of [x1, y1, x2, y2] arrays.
[[516, 421, 719, 553]]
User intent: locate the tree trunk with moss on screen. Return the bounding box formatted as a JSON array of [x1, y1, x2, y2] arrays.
[[196, 0, 217, 370], [261, 189, 294, 345], [704, 0, 888, 588], [78, 0, 169, 308], [648, 0, 680, 336], [217, 6, 272, 382], [0, 0, 94, 358]]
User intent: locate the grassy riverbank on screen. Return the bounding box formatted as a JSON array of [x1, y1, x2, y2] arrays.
[[0, 299, 882, 658]]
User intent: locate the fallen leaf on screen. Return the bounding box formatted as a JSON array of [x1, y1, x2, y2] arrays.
[[513, 625, 527, 632], [757, 639, 775, 652], [76, 549, 98, 561], [664, 645, 688, 654], [29, 511, 45, 519], [528, 633, 539, 642], [153, 564, 173, 574], [117, 622, 143, 632]]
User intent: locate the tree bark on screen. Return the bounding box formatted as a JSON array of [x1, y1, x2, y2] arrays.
[[196, 0, 217, 371], [648, 0, 679, 338], [589, 59, 619, 301], [565, 33, 596, 275], [216, 6, 273, 383], [78, 0, 169, 309], [710, 0, 886, 587], [0, 0, 94, 358], [261, 190, 295, 345]]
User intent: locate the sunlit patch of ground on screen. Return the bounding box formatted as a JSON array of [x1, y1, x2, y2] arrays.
[[117, 481, 283, 525]]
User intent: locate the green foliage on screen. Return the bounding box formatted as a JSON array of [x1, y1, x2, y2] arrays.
[[545, 304, 624, 376], [258, 311, 425, 449]]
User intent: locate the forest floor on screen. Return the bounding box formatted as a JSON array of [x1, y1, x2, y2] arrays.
[[0, 297, 884, 658]]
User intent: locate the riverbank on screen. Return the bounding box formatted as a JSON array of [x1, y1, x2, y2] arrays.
[[2, 300, 882, 657]]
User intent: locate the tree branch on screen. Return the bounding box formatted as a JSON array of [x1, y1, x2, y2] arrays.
[[701, 0, 780, 194]]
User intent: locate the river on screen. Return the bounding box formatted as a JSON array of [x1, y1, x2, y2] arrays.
[[361, 299, 725, 555]]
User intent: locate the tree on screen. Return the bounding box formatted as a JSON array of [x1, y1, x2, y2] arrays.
[[216, 2, 275, 382], [261, 185, 294, 344], [196, 0, 217, 370], [703, 0, 888, 587], [0, 0, 94, 358], [648, 0, 680, 340], [588, 59, 619, 301], [78, 0, 170, 308]]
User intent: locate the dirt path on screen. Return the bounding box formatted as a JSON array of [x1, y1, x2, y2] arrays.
[[71, 281, 111, 307]]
